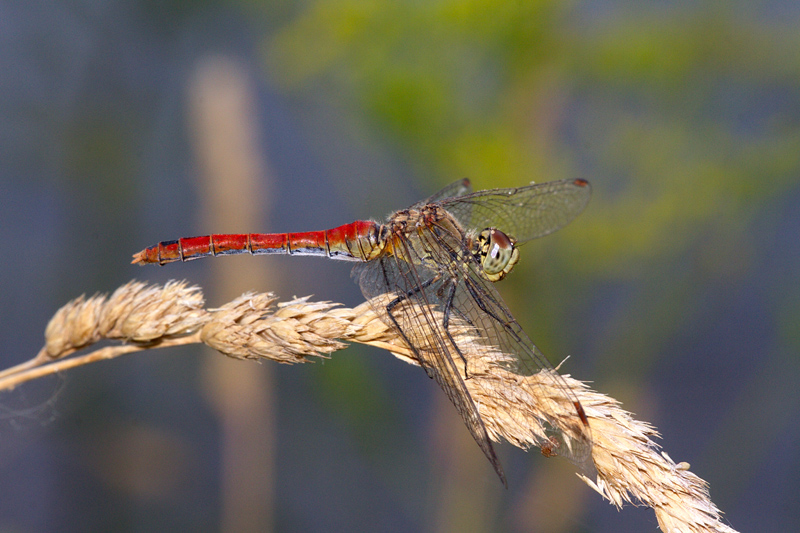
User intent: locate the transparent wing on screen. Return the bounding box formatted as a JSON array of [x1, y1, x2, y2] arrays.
[[353, 237, 507, 486], [436, 178, 591, 243], [448, 259, 593, 469], [353, 214, 592, 484], [411, 178, 473, 209]]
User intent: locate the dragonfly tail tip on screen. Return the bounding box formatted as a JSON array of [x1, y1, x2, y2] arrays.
[[131, 251, 146, 265]]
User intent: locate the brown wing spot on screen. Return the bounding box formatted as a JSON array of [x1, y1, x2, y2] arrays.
[[575, 401, 590, 427]]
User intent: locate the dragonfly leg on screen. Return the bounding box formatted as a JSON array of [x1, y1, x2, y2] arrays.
[[462, 277, 525, 346], [439, 280, 472, 378], [437, 285, 477, 330], [385, 274, 440, 379], [384, 273, 473, 377]]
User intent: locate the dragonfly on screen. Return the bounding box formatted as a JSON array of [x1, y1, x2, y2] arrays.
[[133, 178, 592, 486]]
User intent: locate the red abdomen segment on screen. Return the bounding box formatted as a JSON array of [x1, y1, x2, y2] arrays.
[[132, 220, 380, 265]]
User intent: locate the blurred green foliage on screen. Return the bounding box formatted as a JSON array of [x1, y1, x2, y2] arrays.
[[262, 0, 799, 373], [3, 1, 796, 530], [253, 1, 799, 528]]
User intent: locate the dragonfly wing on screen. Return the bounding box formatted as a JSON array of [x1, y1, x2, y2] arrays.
[[410, 178, 473, 209], [449, 258, 594, 469], [353, 242, 507, 486], [355, 215, 593, 476], [437, 178, 591, 243]]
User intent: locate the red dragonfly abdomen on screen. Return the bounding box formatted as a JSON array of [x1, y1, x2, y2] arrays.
[[132, 220, 382, 265]]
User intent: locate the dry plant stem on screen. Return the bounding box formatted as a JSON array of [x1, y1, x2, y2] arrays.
[[0, 356, 43, 381], [0, 337, 198, 392], [3, 280, 737, 533]]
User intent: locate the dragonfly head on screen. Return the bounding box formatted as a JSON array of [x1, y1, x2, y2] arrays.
[[476, 228, 519, 282]]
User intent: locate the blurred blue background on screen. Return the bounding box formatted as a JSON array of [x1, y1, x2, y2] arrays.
[[1, 1, 798, 532]]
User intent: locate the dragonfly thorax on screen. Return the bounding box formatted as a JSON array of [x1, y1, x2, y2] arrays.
[[476, 228, 519, 282]]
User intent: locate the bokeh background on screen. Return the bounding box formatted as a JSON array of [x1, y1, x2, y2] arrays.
[[1, 1, 798, 532]]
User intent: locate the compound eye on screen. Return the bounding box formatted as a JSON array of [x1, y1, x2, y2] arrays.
[[478, 229, 519, 281]]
